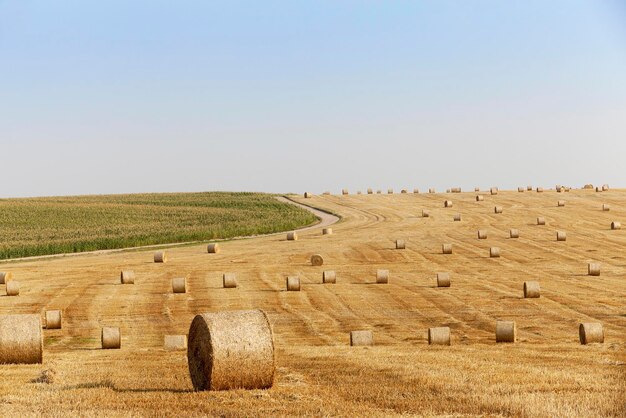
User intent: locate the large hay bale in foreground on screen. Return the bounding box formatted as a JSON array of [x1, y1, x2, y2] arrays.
[[536, 217, 546, 225], [6, 280, 19, 296], [611, 221, 621, 230], [322, 270, 336, 284], [310, 254, 324, 266], [154, 251, 167, 263], [442, 244, 453, 254], [101, 327, 121, 349], [428, 327, 451, 345], [496, 321, 516, 343], [490, 247, 501, 258], [164, 335, 187, 351], [207, 243, 220, 253], [172, 277, 187, 293], [45, 310, 62, 329], [286, 276, 300, 291], [478, 230, 487, 239], [588, 263, 600, 276], [579, 323, 604, 345], [510, 229, 520, 239], [376, 269, 389, 284], [120, 270, 135, 284], [286, 232, 298, 241], [523, 281, 540, 298], [436, 273, 450, 287], [395, 240, 406, 249], [494, 206, 503, 214], [0, 314, 43, 364], [350, 330, 373, 346], [556, 231, 567, 241], [0, 272, 12, 285], [223, 273, 237, 288], [187, 309, 275, 391], [476, 195, 484, 202], [322, 228, 333, 235]]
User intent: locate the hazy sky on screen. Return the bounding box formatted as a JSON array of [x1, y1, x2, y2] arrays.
[[1, 1, 625, 197]]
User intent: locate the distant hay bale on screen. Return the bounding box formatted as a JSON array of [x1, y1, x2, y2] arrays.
[[322, 228, 333, 235], [536, 187, 543, 193], [101, 327, 121, 349], [555, 184, 562, 191], [478, 230, 487, 239], [494, 206, 503, 214], [172, 277, 187, 293], [45, 310, 62, 329], [164, 335, 187, 351], [556, 231, 567, 241], [595, 186, 602, 192], [286, 231, 298, 241], [474, 187, 480, 192], [286, 276, 300, 291], [490, 247, 501, 258], [304, 192, 312, 198], [0, 272, 12, 285], [223, 273, 237, 288], [207, 243, 220, 253], [583, 184, 593, 189], [602, 204, 610, 211], [350, 330, 373, 346], [490, 187, 498, 195], [446, 189, 450, 193], [557, 200, 565, 207], [451, 187, 461, 193], [322, 270, 336, 284], [120, 270, 135, 284], [0, 314, 42, 364], [401, 189, 407, 194], [536, 217, 546, 225], [557, 186, 564, 193], [611, 221, 621, 230], [311, 254, 324, 266], [154, 251, 167, 263], [413, 189, 420, 194], [387, 189, 394, 194], [527, 185, 533, 191], [429, 188, 435, 193], [376, 190, 382, 194], [602, 184, 609, 191], [510, 229, 520, 238], [518, 187, 524, 192], [342, 189, 349, 195], [322, 191, 330, 195], [395, 240, 406, 249], [495, 321, 516, 343], [444, 200, 453, 208], [357, 191, 362, 195], [436, 272, 450, 287], [442, 244, 453, 254], [376, 269, 389, 284], [187, 309, 275, 391], [428, 327, 451, 345], [588, 263, 600, 276], [579, 323, 604, 345], [564, 187, 571, 192], [523, 281, 540, 298], [422, 209, 430, 218], [476, 195, 484, 202], [6, 280, 20, 296], [367, 188, 373, 194], [453, 214, 461, 222]]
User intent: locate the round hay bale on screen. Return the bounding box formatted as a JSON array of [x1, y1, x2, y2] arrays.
[[476, 195, 484, 201], [6, 280, 20, 296], [120, 270, 135, 284], [436, 273, 450, 287], [350, 330, 373, 346], [602, 204, 610, 211], [523, 281, 540, 298], [451, 187, 461, 193], [583, 184, 593, 189], [422, 209, 430, 218], [444, 200, 453, 208], [322, 228, 333, 235], [164, 334, 187, 351], [536, 187, 543, 193], [478, 230, 487, 239], [428, 188, 435, 193], [490, 187, 498, 195], [527, 185, 533, 191], [367, 188, 373, 194], [0, 271, 12, 285], [376, 190, 382, 194], [442, 244, 453, 254], [223, 273, 237, 289], [413, 189, 420, 194], [101, 327, 121, 349], [494, 206, 503, 214], [342, 189, 349, 195], [555, 184, 562, 191], [357, 191, 362, 195], [579, 323, 604, 345], [557, 186, 564, 193], [453, 214, 461, 222], [310, 254, 324, 266], [510, 229, 520, 238], [446, 189, 450, 193], [588, 263, 600, 276], [490, 247, 501, 258], [322, 270, 336, 284], [518, 187, 524, 192], [304, 192, 312, 198], [322, 191, 330, 195], [187, 309, 274, 391], [474, 187, 480, 192], [428, 327, 451, 345], [556, 231, 567, 241], [537, 217, 546, 225], [395, 240, 406, 249], [286, 231, 298, 241], [495, 321, 516, 343], [376, 269, 389, 284], [557, 200, 565, 207], [401, 189, 407, 194], [172, 277, 187, 293], [0, 314, 42, 364], [602, 184, 609, 191], [154, 251, 167, 263], [387, 189, 394, 194], [286, 276, 300, 291], [207, 243, 220, 253], [45, 310, 62, 329], [611, 221, 621, 230]]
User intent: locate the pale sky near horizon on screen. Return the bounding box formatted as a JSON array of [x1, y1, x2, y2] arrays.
[[1, 1, 625, 198]]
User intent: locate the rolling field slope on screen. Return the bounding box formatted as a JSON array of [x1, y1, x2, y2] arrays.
[[0, 189, 625, 416]]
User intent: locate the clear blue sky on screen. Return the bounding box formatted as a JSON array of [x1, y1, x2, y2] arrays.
[[1, 1, 625, 197]]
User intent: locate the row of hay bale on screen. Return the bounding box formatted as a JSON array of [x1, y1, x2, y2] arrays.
[[331, 184, 609, 196]]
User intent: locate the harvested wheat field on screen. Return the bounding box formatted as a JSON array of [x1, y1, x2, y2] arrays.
[[1, 189, 625, 417]]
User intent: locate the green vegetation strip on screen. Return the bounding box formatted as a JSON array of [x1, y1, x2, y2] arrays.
[[0, 192, 318, 260]]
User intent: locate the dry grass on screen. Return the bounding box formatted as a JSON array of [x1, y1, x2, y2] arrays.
[[0, 189, 624, 416]]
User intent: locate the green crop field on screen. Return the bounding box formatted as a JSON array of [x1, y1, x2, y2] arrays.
[[0, 192, 317, 260]]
